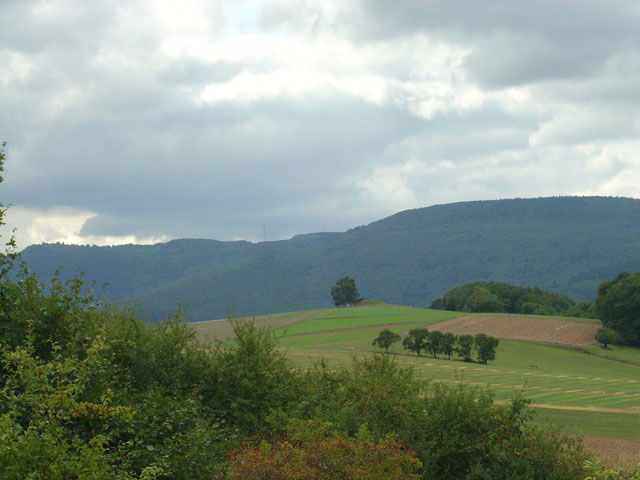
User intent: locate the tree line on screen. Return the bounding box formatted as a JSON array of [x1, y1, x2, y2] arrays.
[[373, 328, 499, 364], [431, 280, 594, 318], [594, 270, 640, 347]]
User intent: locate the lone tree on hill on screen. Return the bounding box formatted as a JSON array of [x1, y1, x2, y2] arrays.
[[372, 329, 401, 354], [330, 276, 359, 307]]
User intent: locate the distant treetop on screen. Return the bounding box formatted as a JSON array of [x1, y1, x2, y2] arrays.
[[330, 276, 359, 307]]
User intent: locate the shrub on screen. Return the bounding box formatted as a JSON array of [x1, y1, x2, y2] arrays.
[[227, 420, 422, 480], [297, 354, 424, 439], [200, 318, 302, 433], [400, 386, 587, 480], [0, 343, 133, 479], [111, 391, 229, 480]]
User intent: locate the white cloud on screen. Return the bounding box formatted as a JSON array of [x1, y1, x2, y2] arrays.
[[2, 207, 167, 250]]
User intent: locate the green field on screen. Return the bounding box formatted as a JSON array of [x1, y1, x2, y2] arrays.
[[192, 304, 640, 442]]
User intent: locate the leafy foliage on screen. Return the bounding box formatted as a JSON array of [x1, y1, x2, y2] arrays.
[[433, 280, 594, 317], [372, 328, 401, 353], [293, 354, 587, 480], [595, 327, 619, 349], [227, 420, 422, 480], [402, 328, 430, 357], [595, 271, 640, 346], [0, 267, 229, 479], [426, 330, 444, 358], [456, 334, 475, 361], [200, 318, 302, 433], [296, 354, 424, 439], [400, 329, 499, 364], [474, 332, 500, 364], [441, 332, 456, 360], [402, 387, 586, 480], [330, 275, 359, 306]]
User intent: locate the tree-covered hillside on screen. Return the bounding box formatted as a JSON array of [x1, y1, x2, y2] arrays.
[[22, 196, 640, 321]]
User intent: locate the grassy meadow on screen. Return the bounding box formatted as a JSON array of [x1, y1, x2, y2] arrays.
[[192, 304, 640, 467]]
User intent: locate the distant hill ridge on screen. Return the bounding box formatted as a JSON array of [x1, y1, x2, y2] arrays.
[[22, 196, 640, 321]]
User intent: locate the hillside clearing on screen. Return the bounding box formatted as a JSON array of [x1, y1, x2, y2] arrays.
[[433, 314, 601, 345]]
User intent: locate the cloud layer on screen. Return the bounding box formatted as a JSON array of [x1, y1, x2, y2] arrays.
[[1, 0, 639, 249]]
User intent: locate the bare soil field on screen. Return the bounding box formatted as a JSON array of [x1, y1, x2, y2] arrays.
[[581, 436, 640, 471], [432, 315, 600, 345]]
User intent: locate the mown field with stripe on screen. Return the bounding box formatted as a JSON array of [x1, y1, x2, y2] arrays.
[[192, 304, 640, 465]]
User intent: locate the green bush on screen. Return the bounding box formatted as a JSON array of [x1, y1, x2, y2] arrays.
[[295, 353, 588, 480], [111, 391, 229, 479], [400, 386, 587, 480], [200, 318, 303, 433], [296, 354, 424, 439]]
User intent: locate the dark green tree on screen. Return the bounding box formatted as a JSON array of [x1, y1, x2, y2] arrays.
[[330, 276, 359, 307], [427, 330, 444, 358], [402, 328, 430, 357], [464, 286, 502, 312], [595, 327, 618, 349], [475, 333, 499, 364], [432, 280, 590, 318], [595, 271, 640, 346], [456, 334, 474, 361], [441, 332, 456, 360], [372, 328, 401, 353]]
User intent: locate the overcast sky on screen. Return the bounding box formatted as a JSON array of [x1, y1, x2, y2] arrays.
[[1, 0, 640, 249]]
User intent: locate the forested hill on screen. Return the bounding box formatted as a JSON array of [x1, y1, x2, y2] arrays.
[[22, 196, 640, 322]]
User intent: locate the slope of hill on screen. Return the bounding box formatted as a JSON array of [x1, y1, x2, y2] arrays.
[[21, 196, 640, 321]]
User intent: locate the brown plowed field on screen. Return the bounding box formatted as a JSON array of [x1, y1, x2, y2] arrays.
[[581, 437, 640, 471], [432, 315, 600, 345]]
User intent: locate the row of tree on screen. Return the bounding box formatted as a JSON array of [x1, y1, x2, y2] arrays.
[[373, 328, 499, 364]]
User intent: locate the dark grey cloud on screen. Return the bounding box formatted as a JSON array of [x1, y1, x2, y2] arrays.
[[5, 87, 423, 241], [358, 0, 640, 88]]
